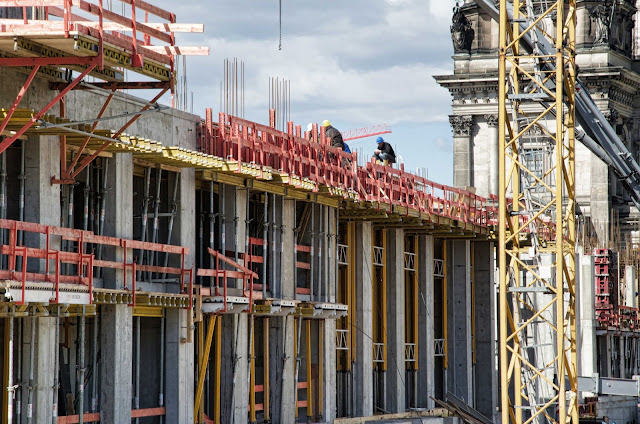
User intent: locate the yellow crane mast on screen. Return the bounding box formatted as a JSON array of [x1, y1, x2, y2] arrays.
[[498, 1, 578, 424]]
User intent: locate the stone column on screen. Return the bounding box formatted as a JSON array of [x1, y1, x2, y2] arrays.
[[354, 222, 373, 417], [578, 249, 597, 384], [449, 115, 474, 189], [473, 241, 497, 419], [484, 114, 499, 196], [625, 265, 637, 308], [385, 228, 405, 413], [103, 153, 133, 289], [447, 240, 473, 404], [417, 235, 435, 409], [100, 304, 133, 423]]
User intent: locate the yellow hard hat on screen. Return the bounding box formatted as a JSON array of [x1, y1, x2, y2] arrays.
[[322, 120, 331, 127]]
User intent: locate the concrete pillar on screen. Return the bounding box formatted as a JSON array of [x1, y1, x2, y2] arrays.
[[222, 184, 247, 289], [327, 206, 338, 303], [269, 315, 296, 423], [100, 304, 132, 423], [447, 240, 472, 404], [449, 115, 474, 188], [19, 316, 56, 424], [484, 114, 499, 195], [176, 168, 196, 269], [625, 265, 637, 308], [164, 308, 194, 423], [24, 135, 61, 272], [103, 153, 133, 289], [320, 319, 337, 422], [385, 228, 405, 412], [590, 156, 609, 243], [354, 222, 373, 417], [578, 250, 597, 383], [417, 235, 435, 409], [220, 314, 248, 423], [473, 241, 497, 419], [281, 198, 295, 299]]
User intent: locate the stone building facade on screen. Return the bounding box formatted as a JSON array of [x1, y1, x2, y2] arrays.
[[435, 0, 640, 243]]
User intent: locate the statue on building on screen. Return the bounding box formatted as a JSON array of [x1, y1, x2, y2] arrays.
[[590, 4, 611, 45], [450, 3, 474, 53]]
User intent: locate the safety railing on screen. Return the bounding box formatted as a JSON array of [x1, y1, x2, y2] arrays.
[[197, 247, 258, 313], [295, 243, 311, 295], [200, 112, 500, 231], [0, 219, 191, 307], [245, 236, 267, 292]]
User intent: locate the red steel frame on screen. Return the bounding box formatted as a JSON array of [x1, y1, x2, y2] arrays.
[[200, 110, 500, 231], [0, 218, 192, 308], [197, 247, 258, 313], [340, 123, 392, 142], [0, 0, 185, 183]]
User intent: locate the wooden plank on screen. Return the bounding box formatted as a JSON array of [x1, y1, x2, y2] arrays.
[[131, 407, 166, 418], [57, 413, 101, 423]]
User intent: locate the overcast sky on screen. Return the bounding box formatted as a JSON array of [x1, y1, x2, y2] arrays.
[[155, 0, 459, 183]]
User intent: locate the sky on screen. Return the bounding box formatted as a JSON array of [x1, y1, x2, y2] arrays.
[[153, 0, 459, 184]]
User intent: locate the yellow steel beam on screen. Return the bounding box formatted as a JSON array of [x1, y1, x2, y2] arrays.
[[193, 315, 216, 422]]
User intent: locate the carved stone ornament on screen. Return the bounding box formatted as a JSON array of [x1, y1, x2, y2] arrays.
[[449, 115, 474, 137], [450, 3, 474, 53], [484, 114, 498, 127], [590, 4, 611, 44]]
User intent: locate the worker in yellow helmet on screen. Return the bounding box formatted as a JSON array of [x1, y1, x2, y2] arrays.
[[322, 120, 345, 150]]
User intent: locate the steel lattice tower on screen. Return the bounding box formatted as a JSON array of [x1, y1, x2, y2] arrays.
[[498, 1, 577, 423]]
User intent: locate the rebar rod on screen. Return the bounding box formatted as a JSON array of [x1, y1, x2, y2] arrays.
[[91, 315, 98, 412], [96, 158, 108, 277], [148, 168, 163, 282], [51, 314, 59, 424], [134, 316, 140, 423], [310, 205, 315, 302], [159, 311, 165, 424], [18, 140, 25, 247], [26, 315, 35, 424], [234, 186, 239, 266], [262, 193, 268, 298], [7, 316, 13, 424], [77, 308, 85, 424], [137, 167, 151, 280], [271, 194, 277, 297], [279, 195, 284, 297], [161, 173, 179, 281]]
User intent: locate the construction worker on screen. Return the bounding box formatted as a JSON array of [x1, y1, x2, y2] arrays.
[[322, 120, 345, 150], [306, 122, 315, 141], [373, 136, 396, 165]]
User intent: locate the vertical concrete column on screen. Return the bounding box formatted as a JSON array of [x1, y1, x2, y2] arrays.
[[269, 198, 296, 422], [269, 315, 295, 423], [449, 115, 474, 188], [327, 206, 338, 303], [24, 135, 61, 272], [320, 319, 337, 422], [164, 308, 194, 423], [104, 153, 133, 289], [385, 228, 405, 412], [220, 314, 248, 424], [625, 265, 637, 308], [281, 198, 295, 299], [100, 304, 132, 423], [578, 249, 597, 383], [417, 235, 435, 409], [354, 221, 373, 417], [176, 168, 196, 269], [19, 316, 56, 424], [590, 158, 610, 242], [447, 240, 472, 404], [222, 185, 247, 289], [484, 114, 499, 195], [473, 241, 497, 419]]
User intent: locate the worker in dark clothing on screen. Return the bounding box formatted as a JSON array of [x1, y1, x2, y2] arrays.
[[322, 120, 345, 149], [373, 136, 396, 165]]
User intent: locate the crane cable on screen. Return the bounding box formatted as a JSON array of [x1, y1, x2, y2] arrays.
[[279, 0, 282, 50]]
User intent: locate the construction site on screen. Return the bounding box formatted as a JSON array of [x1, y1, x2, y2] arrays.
[[0, 0, 638, 424]]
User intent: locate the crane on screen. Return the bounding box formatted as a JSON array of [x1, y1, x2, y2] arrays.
[[341, 124, 391, 142]]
